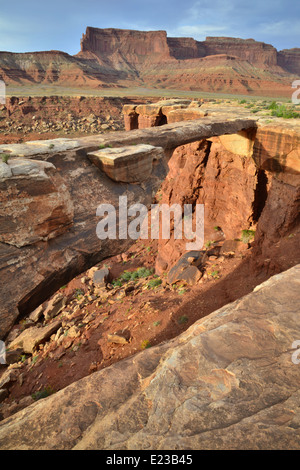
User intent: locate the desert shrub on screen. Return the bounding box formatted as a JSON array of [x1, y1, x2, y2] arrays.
[[268, 102, 299, 119], [1, 153, 10, 164], [178, 315, 188, 325], [207, 269, 220, 279], [120, 267, 154, 283], [32, 386, 55, 401], [268, 101, 278, 110], [241, 229, 256, 244], [147, 278, 162, 289]]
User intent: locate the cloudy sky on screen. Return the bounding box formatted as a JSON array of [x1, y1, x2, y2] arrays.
[[0, 0, 298, 54]]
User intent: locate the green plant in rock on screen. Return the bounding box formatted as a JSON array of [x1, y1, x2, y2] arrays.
[[120, 267, 154, 282], [141, 339, 151, 350], [32, 355, 39, 364], [112, 267, 154, 287], [178, 315, 188, 325], [74, 288, 84, 299], [99, 143, 113, 149], [178, 288, 187, 295], [1, 153, 10, 164], [241, 229, 256, 244], [147, 278, 162, 289], [32, 386, 55, 401], [209, 270, 220, 279]]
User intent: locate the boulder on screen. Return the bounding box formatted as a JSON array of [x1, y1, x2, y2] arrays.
[[93, 268, 110, 287], [8, 320, 62, 354], [167, 251, 206, 285]]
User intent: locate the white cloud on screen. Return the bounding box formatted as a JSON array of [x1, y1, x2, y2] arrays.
[[173, 24, 228, 39], [258, 20, 300, 38]]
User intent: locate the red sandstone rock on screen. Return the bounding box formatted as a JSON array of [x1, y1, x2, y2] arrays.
[[278, 48, 300, 75], [155, 138, 258, 273]]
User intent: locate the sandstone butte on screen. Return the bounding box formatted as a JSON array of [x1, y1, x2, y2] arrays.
[[0, 99, 299, 449], [0, 27, 299, 96]]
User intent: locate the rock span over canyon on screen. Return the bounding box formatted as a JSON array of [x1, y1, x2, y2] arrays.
[[0, 100, 299, 449], [0, 28, 299, 96]]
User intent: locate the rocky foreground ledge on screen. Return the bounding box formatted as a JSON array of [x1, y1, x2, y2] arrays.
[[0, 265, 299, 450]]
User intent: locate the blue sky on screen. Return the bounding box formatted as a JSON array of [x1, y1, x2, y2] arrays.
[[0, 0, 298, 54]]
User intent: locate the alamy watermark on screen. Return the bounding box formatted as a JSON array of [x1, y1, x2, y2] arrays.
[[292, 80, 300, 105], [0, 340, 6, 364], [96, 196, 204, 250], [0, 80, 6, 105]]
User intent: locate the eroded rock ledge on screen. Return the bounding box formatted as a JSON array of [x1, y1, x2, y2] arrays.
[[0, 265, 299, 450]]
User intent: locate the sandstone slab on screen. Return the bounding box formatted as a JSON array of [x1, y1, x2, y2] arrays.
[[0, 138, 81, 157], [87, 145, 165, 183]]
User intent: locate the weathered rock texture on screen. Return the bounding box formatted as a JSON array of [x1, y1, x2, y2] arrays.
[[0, 265, 299, 450], [0, 28, 298, 96], [0, 158, 74, 247]]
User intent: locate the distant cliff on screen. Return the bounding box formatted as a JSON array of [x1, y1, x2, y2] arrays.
[[278, 48, 300, 75], [0, 27, 299, 96]]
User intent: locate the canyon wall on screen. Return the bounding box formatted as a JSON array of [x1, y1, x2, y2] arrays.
[[278, 48, 300, 75], [202, 37, 278, 67], [167, 37, 206, 59]]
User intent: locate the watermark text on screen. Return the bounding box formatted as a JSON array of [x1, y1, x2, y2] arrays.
[[96, 196, 204, 250]]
